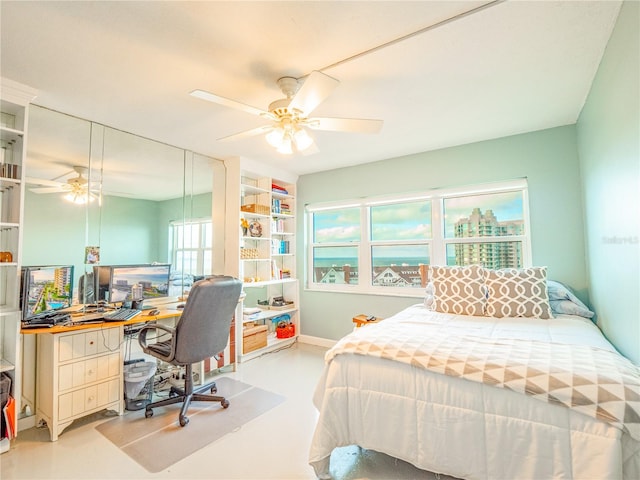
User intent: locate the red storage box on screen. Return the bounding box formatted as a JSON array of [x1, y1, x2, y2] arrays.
[[276, 321, 295, 339]]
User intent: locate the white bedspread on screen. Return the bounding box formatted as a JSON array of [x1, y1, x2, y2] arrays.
[[309, 304, 640, 479]]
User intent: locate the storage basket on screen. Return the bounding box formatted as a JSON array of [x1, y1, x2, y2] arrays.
[[243, 324, 268, 353], [240, 248, 259, 259], [275, 314, 295, 339], [241, 204, 270, 215]]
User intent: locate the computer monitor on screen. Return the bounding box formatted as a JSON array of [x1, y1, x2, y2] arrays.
[[20, 265, 74, 320], [96, 264, 171, 306], [77, 271, 96, 304], [94, 265, 112, 303]]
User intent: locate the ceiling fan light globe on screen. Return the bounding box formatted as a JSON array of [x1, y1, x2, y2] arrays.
[[277, 137, 293, 155], [293, 128, 313, 151], [266, 127, 285, 148]]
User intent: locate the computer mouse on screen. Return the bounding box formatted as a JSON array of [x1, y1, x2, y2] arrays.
[[147, 309, 160, 316]]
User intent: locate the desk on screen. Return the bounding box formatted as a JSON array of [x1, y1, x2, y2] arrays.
[[20, 306, 184, 335], [21, 306, 185, 441]]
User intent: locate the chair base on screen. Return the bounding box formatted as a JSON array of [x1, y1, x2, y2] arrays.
[[144, 379, 229, 427]]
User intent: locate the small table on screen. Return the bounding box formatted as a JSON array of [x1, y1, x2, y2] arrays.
[[352, 314, 383, 328]]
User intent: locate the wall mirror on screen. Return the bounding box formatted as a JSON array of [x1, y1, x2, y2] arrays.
[[20, 105, 227, 419], [23, 105, 225, 304]]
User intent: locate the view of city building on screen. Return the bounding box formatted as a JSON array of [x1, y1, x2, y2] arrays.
[[313, 207, 523, 285], [452, 208, 523, 268], [53, 267, 72, 296]]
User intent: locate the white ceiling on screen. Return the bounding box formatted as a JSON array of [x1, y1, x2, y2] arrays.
[[1, 1, 622, 183]]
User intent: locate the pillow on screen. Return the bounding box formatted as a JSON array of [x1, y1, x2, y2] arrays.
[[424, 281, 435, 309], [430, 265, 486, 316], [484, 267, 553, 319], [547, 280, 594, 318], [550, 299, 595, 319]]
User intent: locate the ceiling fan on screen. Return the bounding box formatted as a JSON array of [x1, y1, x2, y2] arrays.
[[27, 166, 99, 204], [190, 71, 383, 155]]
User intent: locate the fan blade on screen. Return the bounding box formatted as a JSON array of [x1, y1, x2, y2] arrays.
[[25, 177, 65, 187], [288, 71, 339, 116], [190, 89, 271, 118], [30, 186, 69, 194], [306, 117, 383, 134], [218, 124, 274, 142]]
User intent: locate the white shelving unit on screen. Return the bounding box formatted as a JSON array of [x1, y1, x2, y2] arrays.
[[1, 78, 37, 449], [238, 173, 298, 361]]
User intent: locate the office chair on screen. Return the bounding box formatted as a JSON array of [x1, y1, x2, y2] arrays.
[[137, 275, 243, 427]]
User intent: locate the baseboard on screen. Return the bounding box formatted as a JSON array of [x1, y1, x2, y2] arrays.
[[18, 414, 36, 432], [297, 334, 336, 349]]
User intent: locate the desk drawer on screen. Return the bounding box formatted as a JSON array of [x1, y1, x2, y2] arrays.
[[58, 378, 120, 421], [58, 352, 120, 391], [58, 328, 121, 362]]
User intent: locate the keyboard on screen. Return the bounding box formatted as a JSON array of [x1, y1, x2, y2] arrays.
[[103, 308, 142, 321], [22, 313, 71, 328]]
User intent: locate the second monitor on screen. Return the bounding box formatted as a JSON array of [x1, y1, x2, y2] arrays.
[[95, 264, 172, 307]]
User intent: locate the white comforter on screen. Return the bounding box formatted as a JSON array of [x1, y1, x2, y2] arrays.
[[309, 304, 640, 479]]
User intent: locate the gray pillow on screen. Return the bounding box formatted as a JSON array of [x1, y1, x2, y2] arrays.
[[485, 267, 553, 319]]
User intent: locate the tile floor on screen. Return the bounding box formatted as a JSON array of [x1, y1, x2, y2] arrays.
[[1, 342, 451, 480]]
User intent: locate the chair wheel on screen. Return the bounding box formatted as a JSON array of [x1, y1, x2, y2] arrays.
[[210, 385, 217, 394], [145, 409, 153, 418], [221, 399, 230, 409], [179, 415, 189, 427]]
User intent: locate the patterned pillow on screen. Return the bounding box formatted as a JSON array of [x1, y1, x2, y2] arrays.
[[431, 265, 486, 316], [484, 267, 553, 319]]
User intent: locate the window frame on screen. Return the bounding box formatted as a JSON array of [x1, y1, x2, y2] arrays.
[[305, 179, 530, 297], [168, 218, 213, 276]]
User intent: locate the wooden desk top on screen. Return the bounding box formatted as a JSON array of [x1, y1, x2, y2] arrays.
[[20, 305, 184, 335]]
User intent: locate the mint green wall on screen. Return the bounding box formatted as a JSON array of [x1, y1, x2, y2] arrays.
[[22, 189, 215, 303], [23, 190, 162, 299], [576, 1, 639, 364], [298, 125, 587, 341]]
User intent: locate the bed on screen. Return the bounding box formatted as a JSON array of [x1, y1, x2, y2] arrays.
[[309, 267, 640, 479]]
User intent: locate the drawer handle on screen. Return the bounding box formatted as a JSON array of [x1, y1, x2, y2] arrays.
[[89, 341, 94, 345]]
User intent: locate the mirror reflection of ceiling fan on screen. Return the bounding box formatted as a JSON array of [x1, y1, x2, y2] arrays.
[[26, 166, 99, 204], [190, 70, 383, 155]]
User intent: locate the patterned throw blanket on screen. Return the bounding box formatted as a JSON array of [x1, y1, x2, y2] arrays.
[[327, 323, 640, 441]]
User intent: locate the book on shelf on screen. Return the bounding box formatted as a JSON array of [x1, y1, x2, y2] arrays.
[[272, 183, 288, 195], [271, 260, 281, 280], [2, 395, 15, 440], [270, 239, 290, 254], [271, 218, 286, 234]]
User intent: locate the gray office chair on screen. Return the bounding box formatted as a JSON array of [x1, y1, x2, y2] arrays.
[[137, 275, 243, 427]]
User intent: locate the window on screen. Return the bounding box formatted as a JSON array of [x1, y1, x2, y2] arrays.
[[306, 180, 529, 296], [443, 190, 526, 269], [169, 219, 212, 276], [311, 206, 360, 285]]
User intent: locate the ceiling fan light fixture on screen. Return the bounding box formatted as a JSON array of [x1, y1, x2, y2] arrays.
[[277, 136, 293, 155], [64, 191, 94, 205], [266, 127, 285, 148], [63, 180, 95, 204], [293, 127, 313, 151]]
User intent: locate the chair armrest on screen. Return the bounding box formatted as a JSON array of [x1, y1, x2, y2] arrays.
[[138, 323, 175, 349]]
